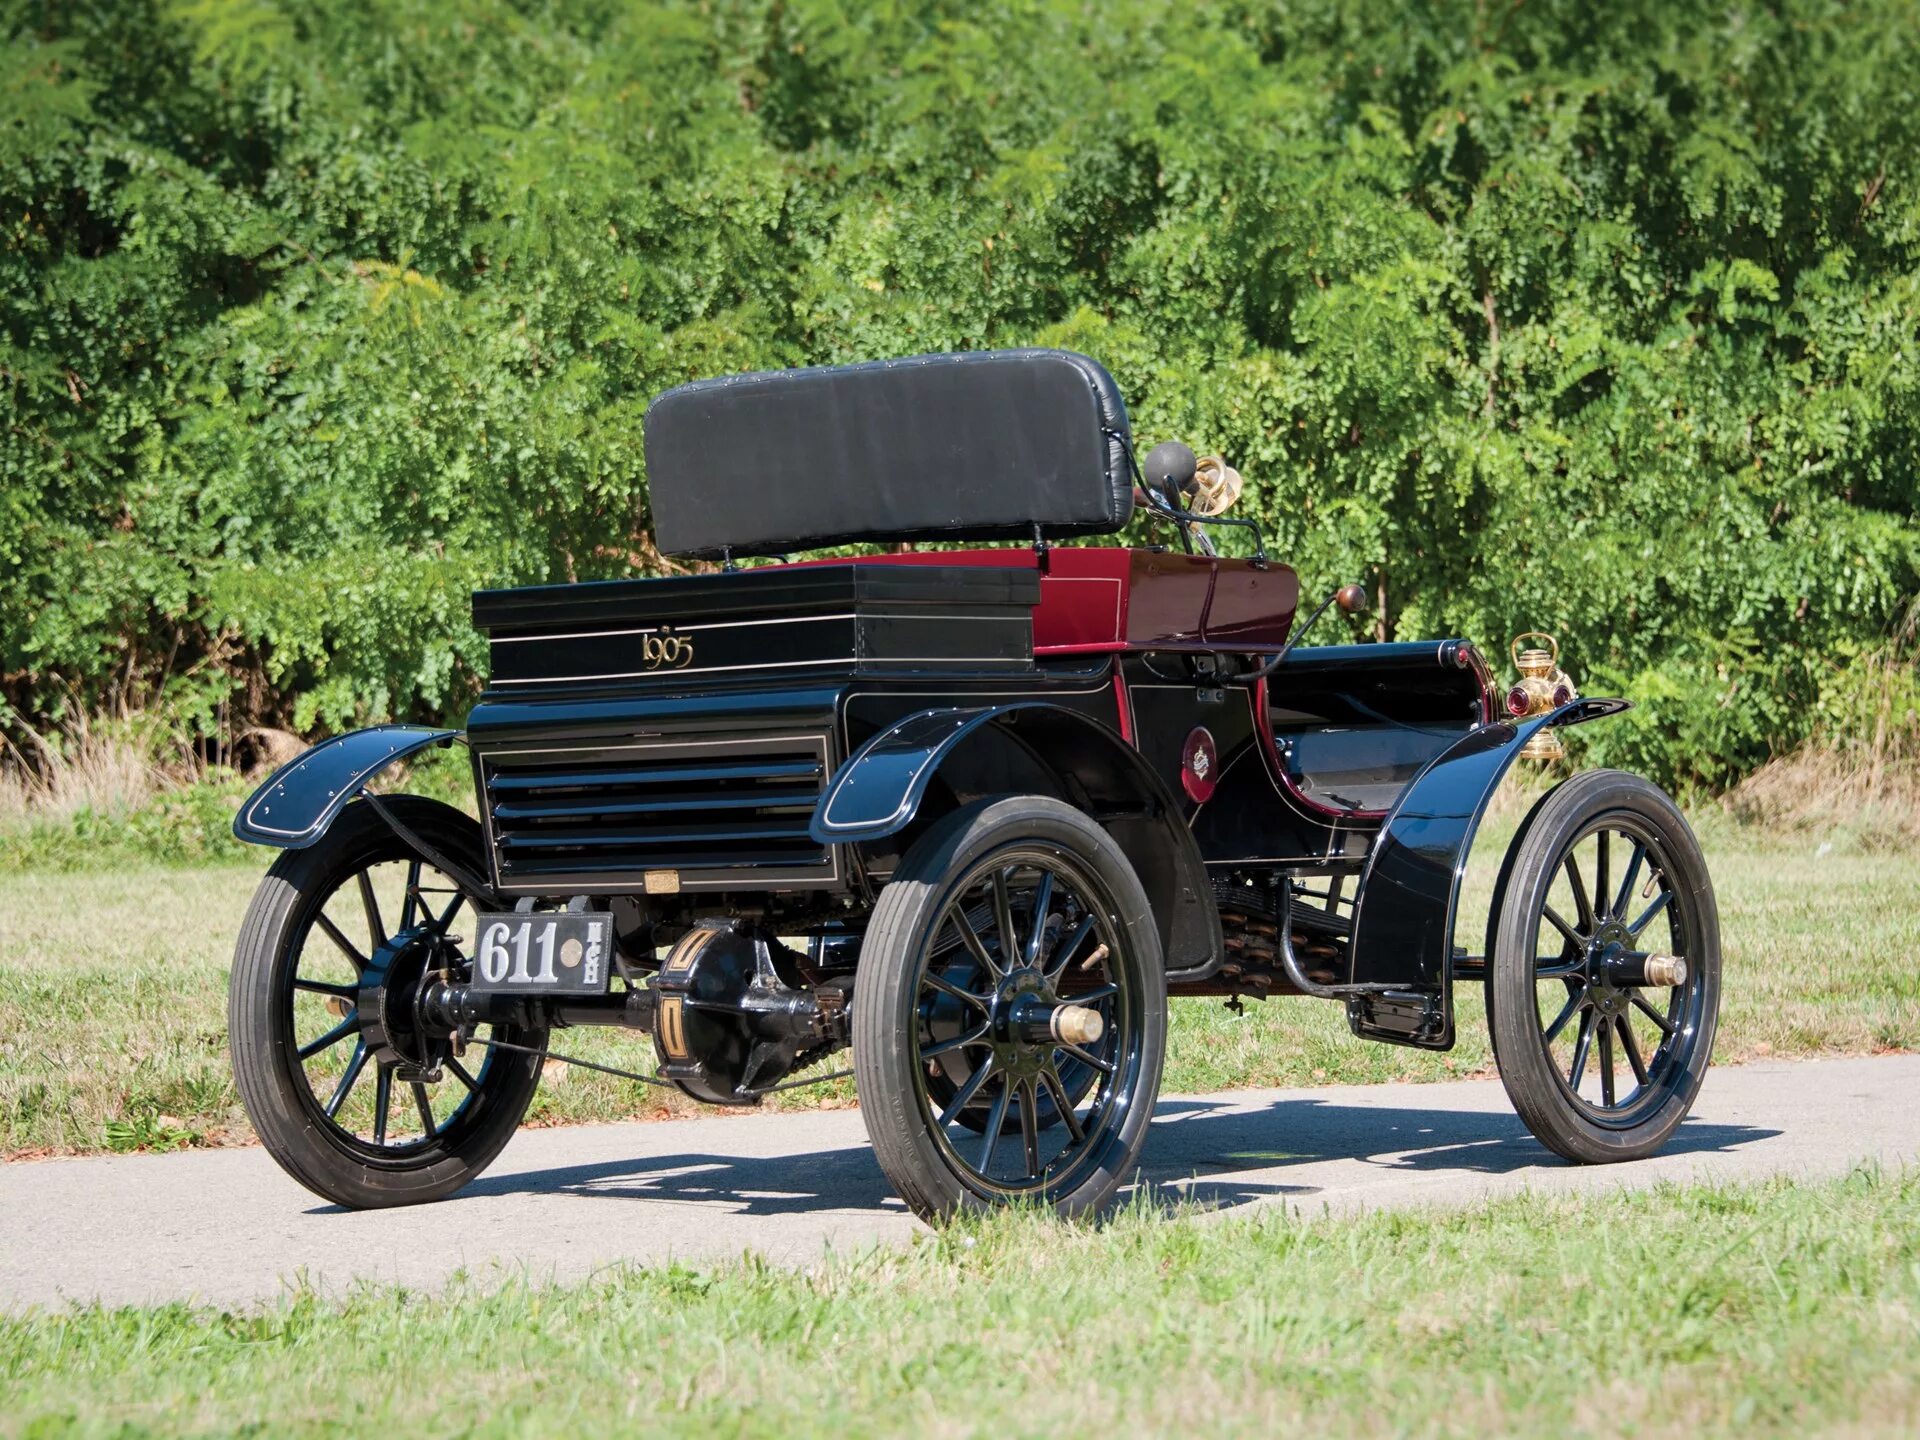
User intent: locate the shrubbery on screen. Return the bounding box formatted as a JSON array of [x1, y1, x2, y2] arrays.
[[4, 0, 1919, 790]]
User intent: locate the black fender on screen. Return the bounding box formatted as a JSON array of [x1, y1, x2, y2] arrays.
[[233, 724, 460, 848], [1343, 698, 1630, 1048], [812, 703, 1220, 976]]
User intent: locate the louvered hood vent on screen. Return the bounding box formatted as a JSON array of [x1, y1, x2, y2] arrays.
[[481, 733, 837, 894]]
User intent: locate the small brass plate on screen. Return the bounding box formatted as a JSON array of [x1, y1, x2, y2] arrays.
[[643, 870, 682, 895]]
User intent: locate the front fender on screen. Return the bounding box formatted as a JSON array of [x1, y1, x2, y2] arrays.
[[812, 701, 1220, 975], [233, 725, 460, 848], [810, 707, 1005, 843], [1344, 698, 1630, 1046]]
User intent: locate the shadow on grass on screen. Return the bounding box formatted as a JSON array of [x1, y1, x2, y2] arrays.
[[372, 1096, 1778, 1220]]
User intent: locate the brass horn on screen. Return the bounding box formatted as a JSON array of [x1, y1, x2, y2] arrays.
[[1186, 455, 1243, 517]]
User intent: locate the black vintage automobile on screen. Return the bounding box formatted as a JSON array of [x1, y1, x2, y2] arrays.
[[227, 349, 1719, 1218]]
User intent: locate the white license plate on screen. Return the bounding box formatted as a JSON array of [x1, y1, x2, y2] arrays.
[[468, 912, 615, 995]]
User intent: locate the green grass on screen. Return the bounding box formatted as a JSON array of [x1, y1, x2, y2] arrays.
[[2, 1167, 1916, 1436], [2, 814, 1917, 1157]]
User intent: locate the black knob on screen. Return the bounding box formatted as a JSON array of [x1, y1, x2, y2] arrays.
[[1143, 440, 1197, 508]]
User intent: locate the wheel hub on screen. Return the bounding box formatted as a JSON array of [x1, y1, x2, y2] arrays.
[[989, 969, 1052, 1080], [984, 969, 1104, 1080], [354, 926, 453, 1070], [1581, 921, 1634, 1011]]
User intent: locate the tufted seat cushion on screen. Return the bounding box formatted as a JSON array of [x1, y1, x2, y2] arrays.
[[643, 349, 1135, 558]]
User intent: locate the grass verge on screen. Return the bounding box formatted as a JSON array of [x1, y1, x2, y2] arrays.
[[2, 1167, 1917, 1436]]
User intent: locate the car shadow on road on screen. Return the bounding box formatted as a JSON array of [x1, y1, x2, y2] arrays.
[[360, 1096, 1780, 1220], [1136, 1097, 1780, 1210]]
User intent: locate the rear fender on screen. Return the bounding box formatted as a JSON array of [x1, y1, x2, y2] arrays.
[[233, 725, 460, 848], [812, 704, 1219, 975], [1344, 698, 1630, 1049]]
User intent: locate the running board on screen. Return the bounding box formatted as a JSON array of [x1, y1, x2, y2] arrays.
[[1346, 989, 1451, 1050]]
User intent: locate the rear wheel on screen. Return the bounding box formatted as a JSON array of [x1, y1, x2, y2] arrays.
[[1487, 770, 1720, 1164], [853, 796, 1167, 1221], [228, 797, 545, 1208]]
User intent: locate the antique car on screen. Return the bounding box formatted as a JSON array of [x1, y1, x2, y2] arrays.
[[226, 349, 1720, 1218]]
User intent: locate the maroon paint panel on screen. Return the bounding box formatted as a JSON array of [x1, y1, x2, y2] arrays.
[[1203, 562, 1298, 650], [766, 546, 1297, 655]]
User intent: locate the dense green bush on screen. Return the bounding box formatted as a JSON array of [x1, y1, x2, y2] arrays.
[[4, 0, 1918, 789]]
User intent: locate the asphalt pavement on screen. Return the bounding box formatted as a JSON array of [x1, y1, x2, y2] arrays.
[[2, 1054, 1913, 1311]]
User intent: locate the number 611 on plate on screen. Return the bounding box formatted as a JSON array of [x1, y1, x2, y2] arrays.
[[468, 912, 616, 995]]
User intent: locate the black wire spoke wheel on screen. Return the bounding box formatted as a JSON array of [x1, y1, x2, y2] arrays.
[[1488, 770, 1720, 1164], [229, 797, 545, 1208], [918, 890, 1101, 1137], [853, 796, 1166, 1222]]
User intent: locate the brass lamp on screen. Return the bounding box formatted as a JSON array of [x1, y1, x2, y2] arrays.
[[1505, 632, 1578, 762]]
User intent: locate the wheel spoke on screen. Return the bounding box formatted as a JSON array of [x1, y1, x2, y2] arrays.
[[1542, 984, 1585, 1044], [1066, 982, 1119, 1007], [399, 858, 422, 932], [372, 1063, 393, 1144], [1598, 1019, 1616, 1106], [938, 1057, 996, 1129], [1563, 853, 1592, 930], [298, 1016, 358, 1061], [1628, 890, 1674, 938], [1614, 842, 1647, 920], [313, 912, 368, 972], [1568, 1011, 1595, 1092], [1041, 1065, 1085, 1145], [1534, 957, 1586, 979], [432, 889, 466, 934], [325, 1042, 370, 1118], [921, 1021, 991, 1059], [412, 1082, 437, 1138], [1018, 1079, 1042, 1180], [1025, 871, 1054, 967], [976, 1073, 1013, 1173], [1630, 991, 1678, 1036], [293, 978, 357, 1001], [922, 970, 990, 1014], [447, 1057, 479, 1091], [1617, 1016, 1649, 1086], [1595, 830, 1611, 919], [1057, 1041, 1115, 1076], [1542, 904, 1581, 947], [990, 869, 1019, 976], [1043, 914, 1096, 985], [948, 903, 1003, 983], [357, 870, 385, 948]]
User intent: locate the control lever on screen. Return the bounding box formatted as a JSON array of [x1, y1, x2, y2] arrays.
[[1242, 582, 1370, 683]]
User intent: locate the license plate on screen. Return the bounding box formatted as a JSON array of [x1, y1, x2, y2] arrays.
[[469, 912, 615, 995]]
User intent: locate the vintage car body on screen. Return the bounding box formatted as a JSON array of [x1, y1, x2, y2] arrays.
[[228, 348, 1721, 1218]]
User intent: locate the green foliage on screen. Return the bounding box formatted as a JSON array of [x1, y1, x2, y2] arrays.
[[4, 0, 1920, 788], [0, 773, 251, 870]]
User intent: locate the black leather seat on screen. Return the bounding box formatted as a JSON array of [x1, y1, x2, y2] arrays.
[[644, 349, 1134, 558]]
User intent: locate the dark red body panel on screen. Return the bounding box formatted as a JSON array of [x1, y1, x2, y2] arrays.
[[773, 546, 1298, 656]]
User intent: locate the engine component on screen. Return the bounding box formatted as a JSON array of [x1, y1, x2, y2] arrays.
[[651, 925, 840, 1104], [1506, 632, 1579, 762], [1207, 877, 1347, 997]]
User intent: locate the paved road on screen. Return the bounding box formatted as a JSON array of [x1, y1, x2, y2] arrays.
[[3, 1054, 1914, 1312]]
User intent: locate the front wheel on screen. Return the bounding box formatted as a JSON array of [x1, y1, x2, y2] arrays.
[[852, 796, 1167, 1221], [228, 796, 545, 1208], [1487, 770, 1720, 1164]]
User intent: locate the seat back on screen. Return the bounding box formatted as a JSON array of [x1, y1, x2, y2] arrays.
[[643, 349, 1134, 558]]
